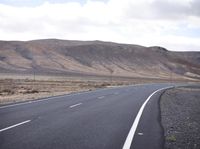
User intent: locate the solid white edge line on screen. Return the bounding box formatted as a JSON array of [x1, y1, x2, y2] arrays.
[[0, 102, 30, 109], [0, 84, 142, 109], [69, 103, 82, 108], [0, 120, 31, 132], [122, 86, 173, 149], [0, 98, 52, 109], [0, 84, 171, 109]]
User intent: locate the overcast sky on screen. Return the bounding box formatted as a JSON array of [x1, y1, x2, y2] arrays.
[[0, 0, 200, 51]]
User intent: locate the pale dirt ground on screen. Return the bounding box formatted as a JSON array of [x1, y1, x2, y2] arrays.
[[160, 86, 200, 149], [0, 73, 199, 105], [0, 77, 128, 105]]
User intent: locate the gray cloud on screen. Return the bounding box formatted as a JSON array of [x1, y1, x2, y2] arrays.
[[152, 0, 190, 19], [190, 0, 200, 16], [125, 0, 200, 20], [152, 0, 200, 19], [0, 0, 199, 51]]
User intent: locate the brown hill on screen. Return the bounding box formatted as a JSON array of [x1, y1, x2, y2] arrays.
[[0, 39, 200, 80]]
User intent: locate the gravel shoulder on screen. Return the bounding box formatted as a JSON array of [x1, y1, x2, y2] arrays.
[[160, 86, 200, 149]]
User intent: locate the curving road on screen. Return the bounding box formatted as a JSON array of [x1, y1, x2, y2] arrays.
[[0, 84, 173, 149]]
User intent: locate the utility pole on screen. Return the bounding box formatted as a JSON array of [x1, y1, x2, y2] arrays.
[[170, 69, 173, 84], [110, 69, 114, 84], [32, 66, 36, 81], [34, 69, 35, 81]]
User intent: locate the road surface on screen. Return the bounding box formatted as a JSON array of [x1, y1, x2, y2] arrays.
[[0, 84, 173, 149]]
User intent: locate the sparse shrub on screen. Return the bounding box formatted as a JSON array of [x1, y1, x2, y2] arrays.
[[94, 82, 111, 88], [2, 89, 15, 95], [24, 90, 39, 94], [166, 135, 176, 142]]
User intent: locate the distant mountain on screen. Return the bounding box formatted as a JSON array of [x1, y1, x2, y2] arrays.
[[0, 39, 200, 80]]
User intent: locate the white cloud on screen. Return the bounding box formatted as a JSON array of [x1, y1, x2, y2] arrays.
[[0, 0, 200, 51]]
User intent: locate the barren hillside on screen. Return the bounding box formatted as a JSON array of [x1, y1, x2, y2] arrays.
[[0, 39, 199, 80]]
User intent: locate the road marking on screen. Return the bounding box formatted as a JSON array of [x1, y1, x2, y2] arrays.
[[0, 102, 30, 109], [0, 84, 143, 109], [0, 98, 51, 109], [138, 132, 144, 135], [0, 120, 31, 132], [0, 88, 105, 109], [122, 86, 173, 149], [69, 103, 82, 108], [98, 96, 105, 99]]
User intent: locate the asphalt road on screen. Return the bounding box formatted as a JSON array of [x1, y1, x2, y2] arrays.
[[0, 83, 173, 149]]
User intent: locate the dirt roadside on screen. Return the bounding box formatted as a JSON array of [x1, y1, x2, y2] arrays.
[[160, 86, 200, 149], [0, 79, 127, 105]]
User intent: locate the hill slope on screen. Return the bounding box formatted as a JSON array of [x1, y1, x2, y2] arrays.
[[0, 39, 199, 80]]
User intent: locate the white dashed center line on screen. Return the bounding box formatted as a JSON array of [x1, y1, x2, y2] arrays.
[[138, 132, 144, 136], [69, 103, 82, 108], [98, 96, 105, 99], [0, 120, 31, 132]]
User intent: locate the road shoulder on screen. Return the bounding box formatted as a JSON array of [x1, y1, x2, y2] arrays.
[[160, 86, 200, 149]]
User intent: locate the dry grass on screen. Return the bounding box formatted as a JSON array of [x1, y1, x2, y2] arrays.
[[0, 73, 199, 105], [0, 78, 128, 105]]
